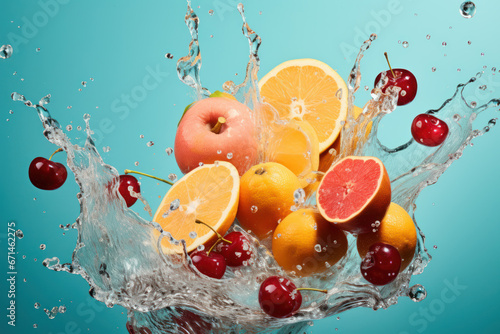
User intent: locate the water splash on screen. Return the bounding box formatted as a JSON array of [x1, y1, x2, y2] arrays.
[[14, 3, 500, 334]]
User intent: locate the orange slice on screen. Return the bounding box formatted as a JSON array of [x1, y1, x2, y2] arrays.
[[259, 59, 348, 153], [152, 161, 239, 254]]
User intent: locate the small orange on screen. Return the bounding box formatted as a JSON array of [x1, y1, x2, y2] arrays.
[[152, 161, 239, 254], [237, 162, 301, 239], [272, 208, 348, 276], [357, 202, 417, 271]]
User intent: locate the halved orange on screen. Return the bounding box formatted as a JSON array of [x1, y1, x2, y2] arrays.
[[152, 161, 239, 254], [258, 59, 348, 153]]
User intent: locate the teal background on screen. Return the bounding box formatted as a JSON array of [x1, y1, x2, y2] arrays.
[[1, 0, 499, 333]]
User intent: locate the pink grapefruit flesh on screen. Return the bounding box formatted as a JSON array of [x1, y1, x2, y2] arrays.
[[316, 156, 391, 234]]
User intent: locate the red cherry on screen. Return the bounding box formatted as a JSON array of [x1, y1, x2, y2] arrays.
[[411, 114, 449, 147], [216, 232, 252, 267], [29, 157, 67, 190], [190, 250, 226, 279], [375, 68, 417, 106], [360, 243, 401, 286], [258, 276, 302, 318], [118, 175, 140, 207]]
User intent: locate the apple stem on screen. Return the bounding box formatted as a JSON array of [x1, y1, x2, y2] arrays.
[[384, 52, 396, 78], [210, 117, 226, 134], [295, 288, 328, 294], [124, 169, 174, 186], [48, 148, 63, 161]]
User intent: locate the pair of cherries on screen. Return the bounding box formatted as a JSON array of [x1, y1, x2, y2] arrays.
[[375, 52, 449, 147], [191, 229, 252, 279]]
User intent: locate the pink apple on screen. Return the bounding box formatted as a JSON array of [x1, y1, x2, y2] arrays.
[[174, 97, 258, 175]]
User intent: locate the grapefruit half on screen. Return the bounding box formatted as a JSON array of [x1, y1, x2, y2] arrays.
[[316, 156, 391, 234]]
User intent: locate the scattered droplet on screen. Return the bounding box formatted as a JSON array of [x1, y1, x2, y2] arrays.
[[40, 244, 46, 250], [81, 81, 87, 87], [492, 67, 497, 72], [66, 125, 72, 131], [442, 42, 447, 47], [165, 53, 174, 59], [314, 244, 322, 252], [481, 52, 485, 56], [189, 231, 197, 239], [58, 305, 66, 313], [426, 34, 431, 40], [15, 229, 24, 239], [459, 1, 476, 18], [134, 161, 139, 166], [168, 173, 177, 182], [146, 141, 154, 147], [293, 188, 306, 204], [364, 85, 369, 91], [467, 41, 472, 45], [34, 302, 40, 309], [0, 44, 13, 59], [208, 9, 214, 15], [470, 101, 477, 108], [479, 85, 487, 90], [409, 284, 427, 302], [102, 146, 110, 153], [197, 244, 205, 251], [250, 205, 258, 213], [433, 245, 438, 249], [169, 199, 180, 211], [67, 106, 72, 109], [165, 147, 173, 155], [432, 67, 436, 72], [33, 324, 38, 329], [402, 41, 409, 48], [227, 152, 233, 159]]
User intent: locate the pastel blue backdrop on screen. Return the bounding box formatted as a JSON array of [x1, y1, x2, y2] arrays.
[[1, 0, 499, 333]]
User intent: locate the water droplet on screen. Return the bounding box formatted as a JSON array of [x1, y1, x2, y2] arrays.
[[90, 77, 94, 81], [134, 161, 139, 166], [433, 245, 438, 249], [11, 92, 25, 102], [165, 53, 174, 59], [459, 1, 476, 18], [335, 88, 343, 100], [15, 229, 24, 239], [40, 244, 46, 250], [169, 199, 180, 211], [165, 147, 173, 155], [337, 316, 340, 320], [470, 101, 477, 108], [314, 244, 322, 252], [296, 265, 302, 271], [250, 205, 258, 213], [467, 41, 472, 45], [67, 106, 72, 109], [210, 34, 213, 38], [364, 85, 369, 91], [409, 284, 427, 302], [426, 34, 431, 40], [293, 188, 306, 204], [216, 150, 222, 154], [34, 302, 40, 309], [33, 324, 38, 328], [208, 9, 214, 15], [402, 41, 409, 48], [66, 125, 72, 131], [479, 85, 487, 90], [492, 67, 497, 72], [442, 42, 447, 47], [189, 231, 197, 239], [58, 305, 66, 313], [481, 52, 485, 56], [146, 141, 154, 147], [400, 90, 407, 96], [76, 125, 82, 131], [0, 44, 13, 59], [226, 152, 233, 159], [432, 67, 436, 72], [168, 173, 177, 182], [102, 146, 110, 153]]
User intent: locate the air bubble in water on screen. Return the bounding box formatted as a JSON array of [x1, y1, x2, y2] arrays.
[[409, 284, 427, 302], [459, 1, 476, 18], [15, 229, 24, 239], [165, 147, 173, 155], [250, 205, 258, 213], [40, 244, 46, 250], [146, 141, 154, 147], [402, 41, 409, 48], [1, 44, 13, 59]]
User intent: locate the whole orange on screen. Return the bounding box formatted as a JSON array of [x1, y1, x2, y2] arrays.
[[237, 162, 301, 239]]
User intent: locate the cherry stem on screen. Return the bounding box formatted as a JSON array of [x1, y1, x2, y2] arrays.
[[384, 52, 396, 78], [194, 219, 232, 255], [211, 117, 226, 134], [124, 169, 174, 186], [295, 288, 328, 294], [48, 148, 63, 161]]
